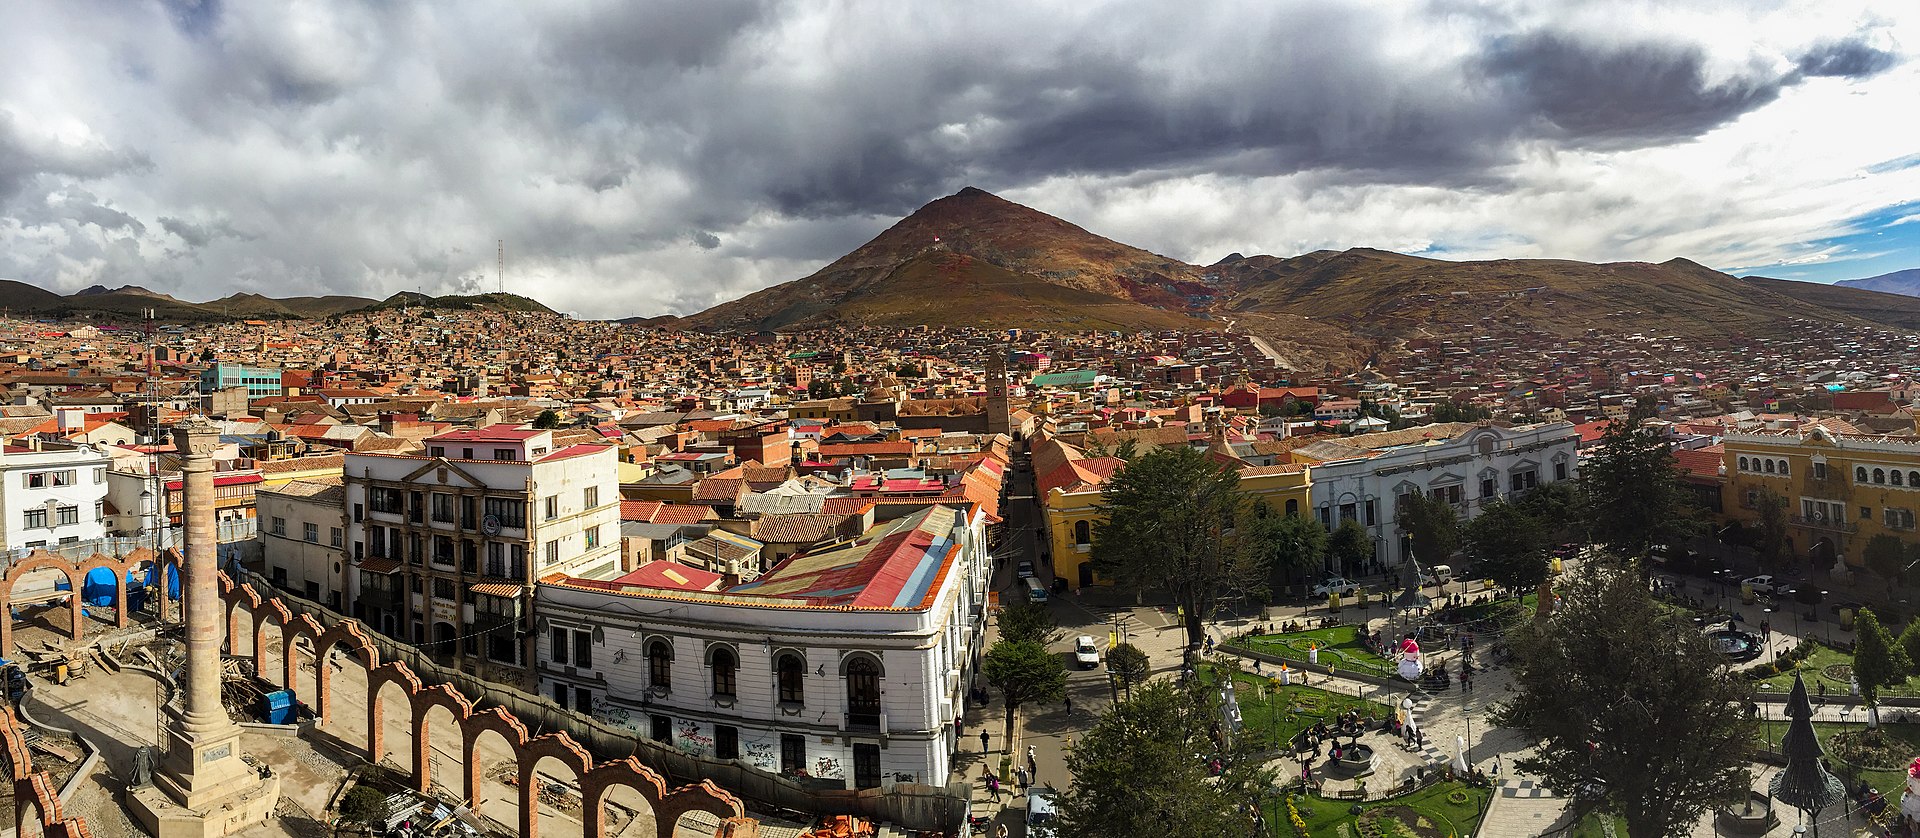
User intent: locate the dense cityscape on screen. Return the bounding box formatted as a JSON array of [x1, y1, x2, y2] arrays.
[[6, 2, 1920, 837]]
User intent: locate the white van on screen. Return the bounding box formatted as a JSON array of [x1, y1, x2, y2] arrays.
[[1025, 576, 1049, 603], [1425, 565, 1453, 587]]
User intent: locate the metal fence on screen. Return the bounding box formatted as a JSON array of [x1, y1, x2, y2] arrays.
[[2, 519, 258, 568]]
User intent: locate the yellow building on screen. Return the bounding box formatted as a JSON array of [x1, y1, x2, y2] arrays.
[[1033, 436, 1312, 590], [1721, 423, 1920, 568]]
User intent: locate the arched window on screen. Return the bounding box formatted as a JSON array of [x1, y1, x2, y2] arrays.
[[1910, 471, 1919, 487], [647, 640, 673, 691], [1875, 468, 1887, 485], [1859, 467, 1870, 482], [1073, 520, 1091, 545], [1765, 460, 1775, 474], [1895, 471, 1905, 487], [1778, 460, 1788, 476], [1738, 457, 1750, 471], [777, 654, 805, 705], [1285, 498, 1299, 517], [710, 646, 737, 698], [846, 656, 882, 726]]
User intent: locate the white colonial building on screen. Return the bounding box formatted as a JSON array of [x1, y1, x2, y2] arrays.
[[344, 425, 620, 688], [533, 502, 992, 791], [1295, 421, 1580, 573], [1, 441, 111, 551]]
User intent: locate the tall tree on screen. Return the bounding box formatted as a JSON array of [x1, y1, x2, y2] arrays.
[[982, 639, 1068, 742], [1240, 502, 1327, 594], [1326, 518, 1373, 579], [532, 408, 562, 429], [1853, 608, 1910, 728], [1514, 480, 1581, 543], [1493, 566, 1755, 838], [1465, 499, 1551, 594], [1578, 420, 1698, 563], [1092, 446, 1264, 647], [1753, 489, 1789, 571], [1106, 642, 1151, 701], [1057, 680, 1273, 838], [1397, 491, 1461, 566], [997, 600, 1061, 647], [1863, 534, 1907, 585]]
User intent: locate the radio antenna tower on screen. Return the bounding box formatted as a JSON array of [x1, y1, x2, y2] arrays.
[[497, 239, 504, 294]]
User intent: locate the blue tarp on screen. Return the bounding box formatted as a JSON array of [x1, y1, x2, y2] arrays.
[[81, 567, 118, 607]]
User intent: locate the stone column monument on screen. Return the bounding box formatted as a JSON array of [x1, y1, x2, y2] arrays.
[[131, 420, 280, 837]]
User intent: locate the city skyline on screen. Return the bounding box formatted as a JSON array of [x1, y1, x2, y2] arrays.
[[2, 0, 1917, 320]]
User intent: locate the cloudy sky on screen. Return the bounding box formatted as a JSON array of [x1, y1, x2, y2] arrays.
[[3, 0, 1918, 318]]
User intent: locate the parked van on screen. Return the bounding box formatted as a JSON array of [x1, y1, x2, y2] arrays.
[[1428, 565, 1453, 586], [1025, 576, 1049, 603]]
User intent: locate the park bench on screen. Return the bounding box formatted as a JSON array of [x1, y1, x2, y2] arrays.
[[1336, 787, 1367, 801]]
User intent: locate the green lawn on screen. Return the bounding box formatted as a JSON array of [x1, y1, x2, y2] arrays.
[[1271, 782, 1491, 837], [1756, 641, 1920, 697], [1198, 665, 1394, 751], [1569, 811, 1628, 838], [1232, 625, 1396, 679]]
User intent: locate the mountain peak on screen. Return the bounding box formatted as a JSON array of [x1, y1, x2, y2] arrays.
[[953, 186, 994, 199]]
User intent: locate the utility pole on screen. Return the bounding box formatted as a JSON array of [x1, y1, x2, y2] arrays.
[[498, 239, 504, 294]]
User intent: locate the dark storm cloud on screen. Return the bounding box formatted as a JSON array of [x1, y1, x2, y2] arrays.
[[1797, 38, 1901, 78], [1480, 33, 1787, 143], [0, 1, 1908, 316]]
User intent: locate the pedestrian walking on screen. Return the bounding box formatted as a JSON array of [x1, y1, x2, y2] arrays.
[[1027, 745, 1037, 778], [980, 730, 990, 753], [1064, 694, 1073, 715], [987, 774, 1000, 800]]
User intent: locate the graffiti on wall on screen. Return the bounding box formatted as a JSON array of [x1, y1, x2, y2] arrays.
[[814, 755, 843, 780], [744, 740, 777, 770], [677, 719, 713, 755]]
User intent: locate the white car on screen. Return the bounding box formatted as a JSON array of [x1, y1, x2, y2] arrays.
[[1312, 577, 1362, 597], [1017, 560, 1035, 579], [1074, 636, 1101, 669], [1742, 575, 1779, 595]]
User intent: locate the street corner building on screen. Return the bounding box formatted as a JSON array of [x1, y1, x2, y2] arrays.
[[534, 501, 993, 791]]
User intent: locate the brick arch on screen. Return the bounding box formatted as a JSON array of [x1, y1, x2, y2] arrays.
[[16, 772, 61, 837], [0, 553, 84, 657], [249, 595, 294, 686], [460, 707, 529, 807], [0, 707, 34, 782], [366, 661, 424, 766], [654, 780, 746, 838], [223, 582, 264, 654], [517, 733, 594, 838], [71, 552, 134, 630], [408, 684, 474, 795], [280, 612, 325, 699], [313, 622, 380, 725], [580, 758, 669, 838]]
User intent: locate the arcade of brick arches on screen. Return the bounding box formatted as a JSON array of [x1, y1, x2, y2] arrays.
[[0, 546, 764, 838]]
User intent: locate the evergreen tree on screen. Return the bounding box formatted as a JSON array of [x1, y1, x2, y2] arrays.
[[1578, 420, 1698, 563], [1092, 446, 1265, 647], [1494, 566, 1755, 838], [1326, 518, 1372, 578], [1106, 642, 1151, 700], [982, 639, 1068, 743], [1853, 608, 1910, 728], [1057, 680, 1273, 838], [1864, 534, 1907, 585], [1240, 502, 1327, 595], [532, 408, 561, 429], [997, 600, 1061, 646], [1396, 491, 1461, 566], [1465, 499, 1551, 594]]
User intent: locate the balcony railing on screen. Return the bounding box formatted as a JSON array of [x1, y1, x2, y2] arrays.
[[845, 710, 883, 731], [1790, 515, 1858, 534]]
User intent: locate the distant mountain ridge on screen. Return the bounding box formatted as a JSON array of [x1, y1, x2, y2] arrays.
[[0, 282, 553, 322], [680, 187, 1920, 366], [1835, 268, 1920, 297]]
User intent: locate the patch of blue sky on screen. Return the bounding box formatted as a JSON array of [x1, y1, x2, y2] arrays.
[[1727, 199, 1920, 283]]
